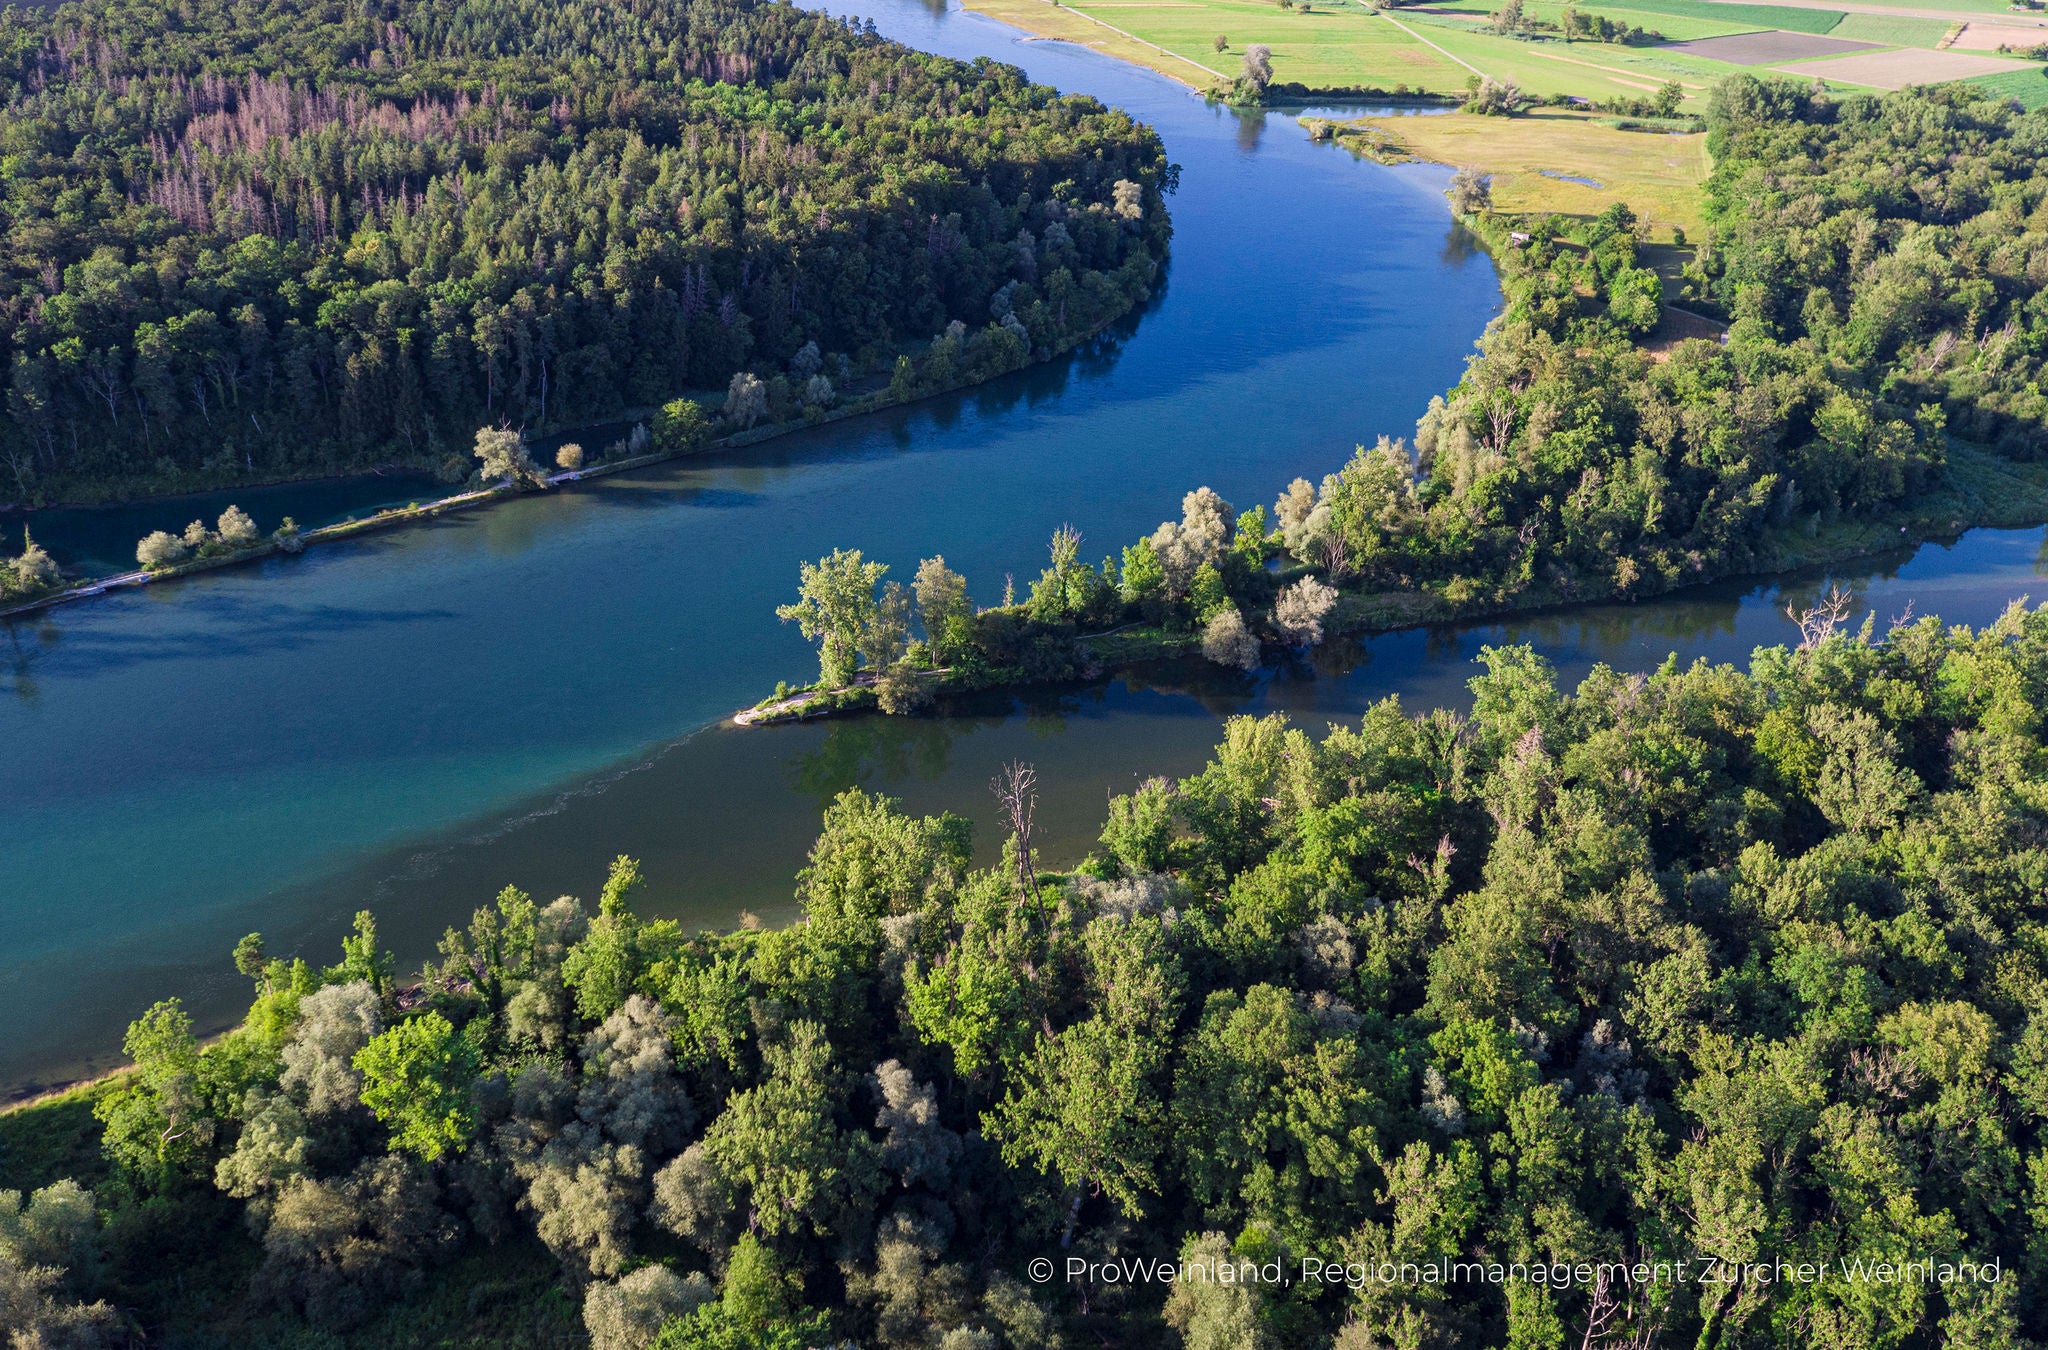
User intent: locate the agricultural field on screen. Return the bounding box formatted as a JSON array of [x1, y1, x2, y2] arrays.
[[964, 0, 2048, 101], [1965, 62, 2048, 100], [1776, 44, 2035, 83], [1828, 11, 1960, 44], [1949, 19, 2048, 47], [1410, 0, 1772, 39], [1664, 29, 1881, 61], [1815, 0, 2048, 12], [1596, 0, 1847, 34]]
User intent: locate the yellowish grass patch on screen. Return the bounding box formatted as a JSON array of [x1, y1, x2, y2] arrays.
[[1349, 107, 1711, 238]]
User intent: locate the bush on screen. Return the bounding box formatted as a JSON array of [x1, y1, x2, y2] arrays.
[[136, 530, 189, 571], [6, 531, 59, 596], [1201, 606, 1260, 671], [217, 505, 259, 547], [654, 399, 712, 453], [556, 443, 586, 471], [585, 1265, 712, 1350], [876, 664, 935, 715], [1273, 575, 1338, 646]]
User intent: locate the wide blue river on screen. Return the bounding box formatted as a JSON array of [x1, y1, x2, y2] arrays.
[[2, 0, 2043, 1094]]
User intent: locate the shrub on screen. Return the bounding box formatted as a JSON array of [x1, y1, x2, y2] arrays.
[[1201, 606, 1260, 671], [1273, 576, 1338, 646], [654, 399, 712, 453], [136, 530, 189, 571], [7, 531, 59, 595], [217, 505, 259, 547], [585, 1266, 712, 1350]]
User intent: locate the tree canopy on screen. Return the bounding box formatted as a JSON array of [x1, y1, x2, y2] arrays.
[[0, 0, 1169, 503], [14, 600, 2048, 1347]]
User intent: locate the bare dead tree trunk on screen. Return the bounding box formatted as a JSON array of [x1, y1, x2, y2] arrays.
[[992, 760, 1045, 924], [1578, 1256, 1668, 1350], [1786, 583, 1853, 649], [1488, 394, 1515, 455]]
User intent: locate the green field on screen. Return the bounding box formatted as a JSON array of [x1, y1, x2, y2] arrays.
[[1829, 11, 1959, 43], [1345, 106, 1713, 233], [1966, 63, 2048, 102], [1832, 0, 2048, 11], [1417, 0, 1772, 39], [969, 0, 1999, 102], [1580, 0, 1846, 34], [1418, 21, 1761, 95]]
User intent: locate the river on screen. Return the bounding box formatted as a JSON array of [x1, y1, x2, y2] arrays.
[[2, 0, 2043, 1096]]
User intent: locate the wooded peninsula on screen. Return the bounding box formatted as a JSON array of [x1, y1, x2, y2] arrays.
[[0, 0, 1170, 507], [751, 79, 2048, 721]]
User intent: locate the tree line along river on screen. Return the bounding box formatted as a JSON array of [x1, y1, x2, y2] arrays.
[[2, 0, 2044, 1097]]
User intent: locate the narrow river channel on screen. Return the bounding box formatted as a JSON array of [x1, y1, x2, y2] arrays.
[[3, 0, 2043, 1096]]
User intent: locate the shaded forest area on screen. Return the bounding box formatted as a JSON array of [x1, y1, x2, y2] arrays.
[[0, 0, 1171, 503]]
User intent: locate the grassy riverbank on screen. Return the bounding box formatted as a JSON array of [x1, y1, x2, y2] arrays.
[[1331, 105, 1712, 236]]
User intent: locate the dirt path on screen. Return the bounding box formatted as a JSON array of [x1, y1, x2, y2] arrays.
[[733, 689, 831, 726], [1524, 47, 1712, 89], [1380, 12, 1495, 77], [1039, 2, 1231, 82]]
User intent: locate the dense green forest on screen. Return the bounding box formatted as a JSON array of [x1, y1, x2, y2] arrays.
[[12, 64, 2048, 1350], [7, 603, 2048, 1347], [1423, 76, 2048, 599], [746, 76, 2048, 715], [0, 0, 1170, 504]]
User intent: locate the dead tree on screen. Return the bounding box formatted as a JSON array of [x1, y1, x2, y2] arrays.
[[1785, 584, 1853, 649], [991, 760, 1045, 923]]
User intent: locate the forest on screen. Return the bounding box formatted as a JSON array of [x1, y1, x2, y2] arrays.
[[9, 60, 2048, 1350], [7, 600, 2048, 1348], [0, 0, 1170, 504], [749, 76, 2048, 715]]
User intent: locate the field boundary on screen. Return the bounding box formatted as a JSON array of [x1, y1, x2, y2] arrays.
[[1046, 1, 1232, 81], [1380, 11, 1494, 76]]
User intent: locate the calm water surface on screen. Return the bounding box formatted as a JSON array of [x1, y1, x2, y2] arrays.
[[3, 0, 2042, 1094]]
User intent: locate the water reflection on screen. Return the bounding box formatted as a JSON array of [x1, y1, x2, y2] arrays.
[[1234, 107, 1269, 155], [1, 617, 57, 703]]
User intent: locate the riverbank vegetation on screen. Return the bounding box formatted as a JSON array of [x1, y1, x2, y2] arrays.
[[0, 0, 1170, 507], [0, 525, 60, 603], [9, 604, 2048, 1346], [749, 75, 2048, 722]]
